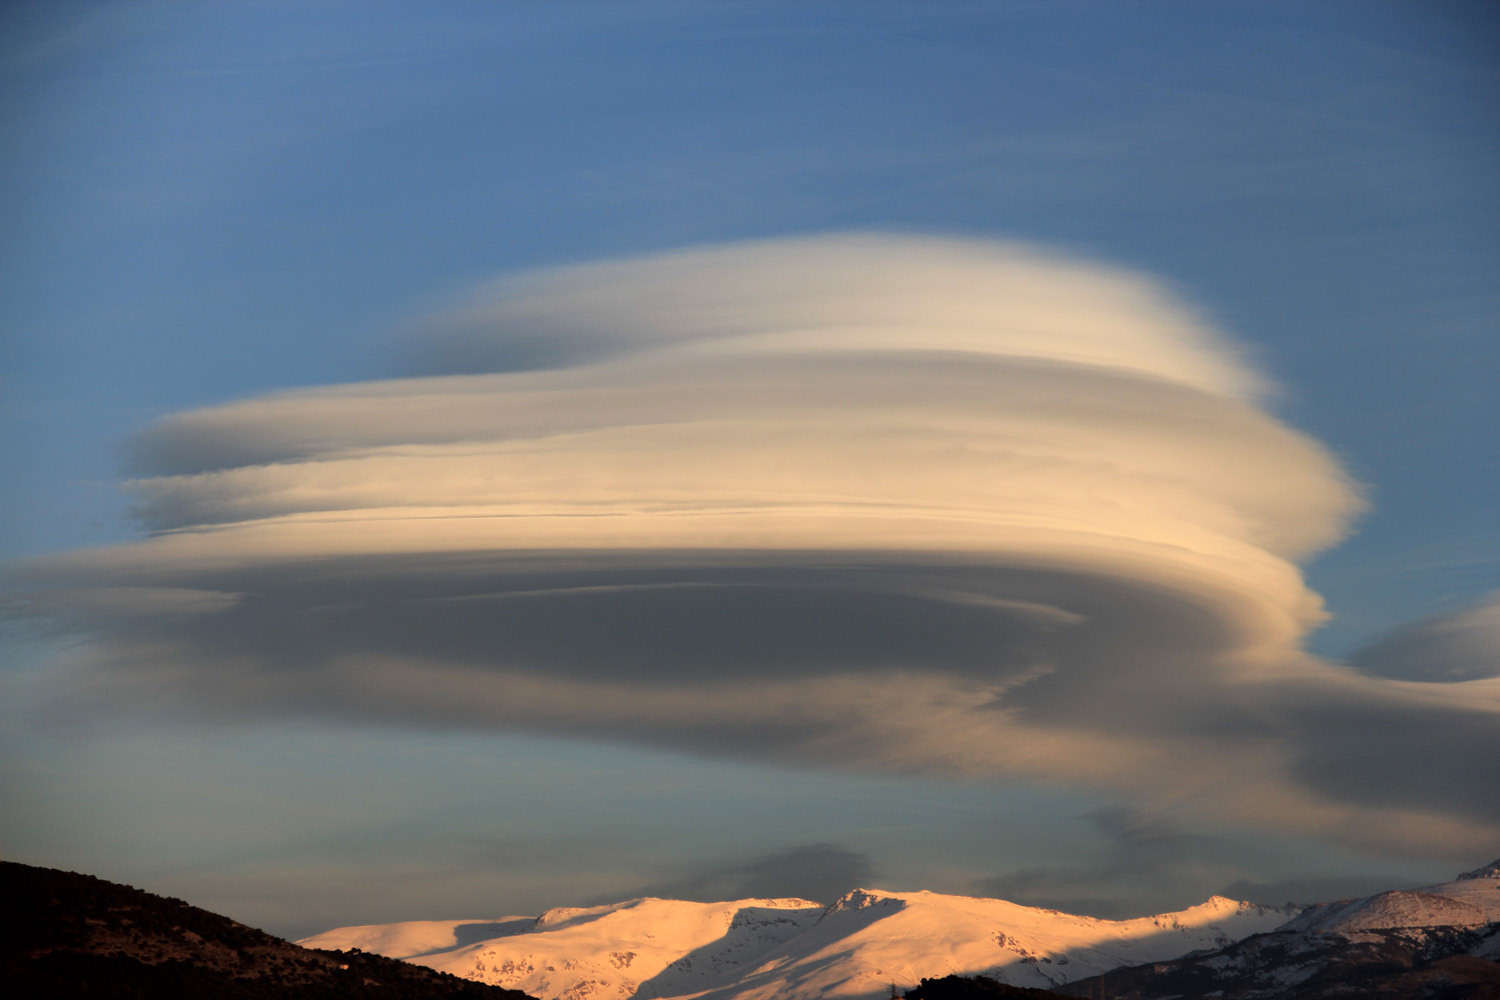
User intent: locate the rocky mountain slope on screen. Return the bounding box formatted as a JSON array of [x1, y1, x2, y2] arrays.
[[1055, 859, 1500, 999], [301, 887, 1293, 999], [0, 861, 535, 999]]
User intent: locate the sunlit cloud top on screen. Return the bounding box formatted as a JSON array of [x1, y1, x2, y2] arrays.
[[122, 235, 1355, 582]]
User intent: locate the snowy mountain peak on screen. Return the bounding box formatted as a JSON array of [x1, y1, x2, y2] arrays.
[[1281, 889, 1488, 935], [1182, 894, 1284, 920], [532, 900, 624, 932], [301, 888, 1296, 1000], [1271, 860, 1500, 937], [826, 887, 910, 914], [1063, 862, 1500, 999]]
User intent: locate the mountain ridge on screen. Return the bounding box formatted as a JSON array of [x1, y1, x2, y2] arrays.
[[1055, 860, 1500, 999], [301, 885, 1295, 999], [13, 856, 1496, 1000]]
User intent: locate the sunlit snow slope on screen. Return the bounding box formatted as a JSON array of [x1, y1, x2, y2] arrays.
[[1282, 859, 1500, 936], [1056, 860, 1500, 998], [299, 889, 1295, 999]]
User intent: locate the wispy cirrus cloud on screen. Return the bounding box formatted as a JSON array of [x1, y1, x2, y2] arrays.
[[10, 234, 1497, 859]]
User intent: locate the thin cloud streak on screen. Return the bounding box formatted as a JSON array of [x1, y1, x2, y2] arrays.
[[1350, 595, 1500, 683], [9, 234, 1496, 860]]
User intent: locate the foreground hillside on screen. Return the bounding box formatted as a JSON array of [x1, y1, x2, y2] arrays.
[[0, 861, 535, 999], [1056, 859, 1500, 999], [903, 974, 1065, 998], [302, 887, 1293, 999]]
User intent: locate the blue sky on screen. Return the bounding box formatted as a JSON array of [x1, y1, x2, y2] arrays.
[[2, 1, 1497, 938]]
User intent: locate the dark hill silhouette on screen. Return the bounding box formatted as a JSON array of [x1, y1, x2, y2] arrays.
[[0, 860, 535, 999], [902, 974, 1064, 998]]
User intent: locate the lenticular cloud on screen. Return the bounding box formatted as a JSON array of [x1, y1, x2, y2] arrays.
[[16, 235, 1499, 856], [121, 235, 1357, 622]]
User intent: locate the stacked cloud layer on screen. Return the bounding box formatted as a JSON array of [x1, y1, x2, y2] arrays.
[[12, 235, 1498, 857]]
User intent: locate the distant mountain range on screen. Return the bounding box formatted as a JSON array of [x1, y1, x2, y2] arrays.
[[0, 861, 534, 999], [1053, 859, 1500, 999], [10, 858, 1497, 999], [303, 861, 1500, 1000], [299, 887, 1294, 999]]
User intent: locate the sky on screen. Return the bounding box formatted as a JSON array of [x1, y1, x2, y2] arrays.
[[1, 1, 1498, 940]]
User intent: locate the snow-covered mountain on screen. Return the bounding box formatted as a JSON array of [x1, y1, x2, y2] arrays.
[[1278, 858, 1500, 938], [298, 888, 1295, 1000], [1056, 860, 1500, 999]]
